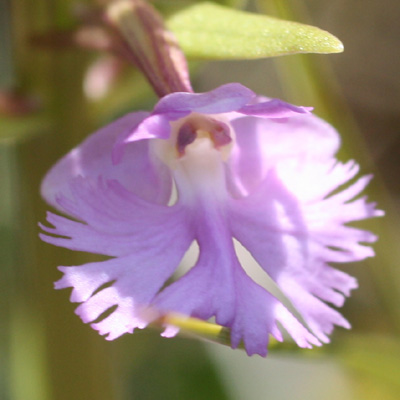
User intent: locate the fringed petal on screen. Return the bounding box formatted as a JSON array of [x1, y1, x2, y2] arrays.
[[55, 236, 189, 339], [42, 177, 193, 339], [230, 161, 380, 341], [40, 177, 189, 257]]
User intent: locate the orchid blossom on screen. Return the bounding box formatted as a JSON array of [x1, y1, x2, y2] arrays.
[[40, 83, 381, 356]]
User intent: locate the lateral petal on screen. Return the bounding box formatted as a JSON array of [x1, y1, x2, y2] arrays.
[[41, 112, 172, 210], [41, 177, 191, 257], [228, 113, 340, 196]]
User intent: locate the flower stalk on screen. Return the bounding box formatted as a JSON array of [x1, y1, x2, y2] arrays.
[[106, 0, 193, 96]]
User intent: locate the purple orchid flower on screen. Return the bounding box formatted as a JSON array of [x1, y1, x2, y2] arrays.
[[40, 83, 382, 356]]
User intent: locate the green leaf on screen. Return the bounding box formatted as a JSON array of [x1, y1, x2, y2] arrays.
[[155, 0, 247, 16], [166, 2, 343, 59]]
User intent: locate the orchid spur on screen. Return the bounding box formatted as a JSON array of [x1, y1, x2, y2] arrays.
[[40, 83, 381, 356]]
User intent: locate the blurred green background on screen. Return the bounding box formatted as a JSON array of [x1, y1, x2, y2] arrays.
[[1, 0, 399, 399]]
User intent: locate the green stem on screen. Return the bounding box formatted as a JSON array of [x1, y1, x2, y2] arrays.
[[0, 0, 15, 88]]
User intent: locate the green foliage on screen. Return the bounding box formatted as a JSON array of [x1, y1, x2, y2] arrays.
[[118, 331, 230, 400], [337, 335, 400, 400], [167, 2, 343, 60], [155, 0, 247, 16]]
